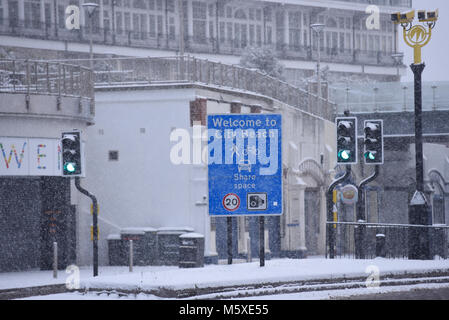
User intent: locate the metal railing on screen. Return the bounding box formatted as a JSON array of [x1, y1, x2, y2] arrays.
[[0, 59, 94, 101], [51, 56, 335, 121], [330, 81, 449, 113], [327, 221, 449, 259]]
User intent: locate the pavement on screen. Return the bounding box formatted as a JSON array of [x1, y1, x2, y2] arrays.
[[1, 257, 449, 299]]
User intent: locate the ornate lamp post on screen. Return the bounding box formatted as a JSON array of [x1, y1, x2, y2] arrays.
[[82, 2, 99, 69], [392, 9, 438, 260], [310, 23, 325, 108]]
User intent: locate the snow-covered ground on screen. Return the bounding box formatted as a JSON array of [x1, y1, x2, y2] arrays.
[[80, 258, 449, 293], [3, 258, 449, 295]]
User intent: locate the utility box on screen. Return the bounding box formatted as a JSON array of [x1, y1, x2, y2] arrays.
[[107, 234, 126, 266], [156, 227, 194, 265], [179, 233, 205, 268], [142, 227, 158, 265]]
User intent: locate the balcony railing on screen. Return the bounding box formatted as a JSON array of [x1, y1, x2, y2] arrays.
[[51, 56, 336, 121], [0, 59, 94, 101], [0, 18, 398, 67]]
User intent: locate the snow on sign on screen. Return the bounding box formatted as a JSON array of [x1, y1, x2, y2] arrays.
[[208, 114, 282, 216]]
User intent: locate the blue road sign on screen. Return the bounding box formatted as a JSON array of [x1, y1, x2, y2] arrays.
[[208, 114, 282, 216]]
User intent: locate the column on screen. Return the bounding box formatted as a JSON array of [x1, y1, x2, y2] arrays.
[[298, 185, 307, 255], [187, 0, 193, 39], [317, 186, 327, 255], [40, 0, 45, 25], [18, 0, 25, 27], [283, 9, 289, 48]]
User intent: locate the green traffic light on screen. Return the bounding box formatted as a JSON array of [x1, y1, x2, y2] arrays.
[[365, 151, 376, 161], [338, 150, 351, 161], [64, 162, 76, 173]]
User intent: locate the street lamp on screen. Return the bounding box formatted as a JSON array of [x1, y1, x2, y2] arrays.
[[392, 8, 438, 260], [310, 23, 325, 106], [392, 52, 404, 77], [82, 2, 99, 69]]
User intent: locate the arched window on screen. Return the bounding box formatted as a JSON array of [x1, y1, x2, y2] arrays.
[[234, 9, 247, 20], [326, 18, 337, 29]]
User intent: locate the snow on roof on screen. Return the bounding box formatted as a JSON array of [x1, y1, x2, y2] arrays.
[[179, 232, 204, 239], [106, 234, 121, 240], [157, 226, 194, 234]]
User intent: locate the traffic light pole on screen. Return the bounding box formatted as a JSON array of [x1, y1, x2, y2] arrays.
[[326, 165, 351, 258], [409, 63, 432, 260], [75, 177, 99, 276], [355, 165, 380, 259]]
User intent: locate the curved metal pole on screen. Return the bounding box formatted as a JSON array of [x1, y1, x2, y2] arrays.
[[357, 165, 380, 221], [326, 165, 352, 258], [75, 177, 98, 277], [355, 165, 380, 259]]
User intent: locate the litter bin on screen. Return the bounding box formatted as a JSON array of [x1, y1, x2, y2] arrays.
[[375, 233, 386, 258], [142, 227, 158, 265], [121, 228, 146, 266], [179, 233, 204, 268], [107, 234, 126, 266], [157, 227, 194, 265]]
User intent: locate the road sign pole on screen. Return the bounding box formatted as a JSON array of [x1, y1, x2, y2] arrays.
[[259, 216, 265, 267], [355, 165, 380, 259], [75, 177, 99, 277], [326, 165, 351, 258], [227, 217, 232, 264]]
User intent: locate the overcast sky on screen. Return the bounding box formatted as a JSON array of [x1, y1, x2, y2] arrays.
[[401, 0, 449, 82]]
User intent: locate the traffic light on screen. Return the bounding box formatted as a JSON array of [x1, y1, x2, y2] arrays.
[[62, 131, 82, 176], [364, 120, 383, 165], [336, 117, 357, 164]]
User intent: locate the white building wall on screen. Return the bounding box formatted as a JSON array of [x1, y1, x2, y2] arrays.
[[80, 87, 204, 265]]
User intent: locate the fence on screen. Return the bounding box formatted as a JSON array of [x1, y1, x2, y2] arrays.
[[0, 59, 94, 101], [327, 221, 449, 259], [52, 56, 335, 121]]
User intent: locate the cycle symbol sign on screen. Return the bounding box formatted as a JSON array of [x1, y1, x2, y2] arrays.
[[222, 193, 240, 211]]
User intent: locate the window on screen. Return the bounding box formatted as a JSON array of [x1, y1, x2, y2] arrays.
[[25, 1, 41, 29], [227, 22, 232, 43], [192, 1, 207, 43], [116, 12, 123, 34], [248, 24, 254, 45], [156, 0, 163, 11], [149, 14, 156, 37], [226, 6, 232, 19], [133, 0, 146, 9], [167, 0, 174, 12], [103, 11, 110, 31], [288, 11, 301, 48], [124, 12, 131, 31], [109, 151, 119, 161], [256, 9, 261, 21], [249, 8, 254, 20], [263, 7, 271, 22], [219, 21, 225, 43]]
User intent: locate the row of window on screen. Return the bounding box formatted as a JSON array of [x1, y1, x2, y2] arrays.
[[0, 0, 396, 54]]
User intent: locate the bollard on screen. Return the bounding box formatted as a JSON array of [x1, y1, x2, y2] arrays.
[[247, 237, 252, 263], [375, 233, 386, 258], [53, 242, 58, 279], [129, 240, 133, 272]]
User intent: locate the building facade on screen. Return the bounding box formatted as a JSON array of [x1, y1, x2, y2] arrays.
[[0, 0, 410, 85]]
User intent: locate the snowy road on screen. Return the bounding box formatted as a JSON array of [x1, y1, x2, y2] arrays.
[[19, 282, 449, 300]]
